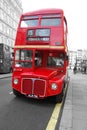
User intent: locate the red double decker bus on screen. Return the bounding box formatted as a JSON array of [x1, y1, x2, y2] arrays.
[[12, 9, 69, 102]]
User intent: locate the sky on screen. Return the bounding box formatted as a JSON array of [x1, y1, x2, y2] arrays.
[[21, 0, 87, 51]]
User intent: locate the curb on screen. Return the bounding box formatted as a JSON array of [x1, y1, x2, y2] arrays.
[[0, 74, 12, 79]]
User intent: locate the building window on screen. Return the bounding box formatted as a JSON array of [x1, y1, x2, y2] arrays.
[[7, 27, 9, 35]]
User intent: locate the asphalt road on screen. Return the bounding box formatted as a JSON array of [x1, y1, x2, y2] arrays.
[[0, 77, 57, 130], [1, 71, 87, 130]]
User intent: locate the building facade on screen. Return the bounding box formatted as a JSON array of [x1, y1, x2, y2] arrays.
[[69, 49, 87, 73], [0, 0, 23, 51], [69, 50, 77, 69]]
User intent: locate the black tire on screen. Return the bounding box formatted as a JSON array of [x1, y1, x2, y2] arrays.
[[13, 88, 21, 97], [54, 91, 63, 103]]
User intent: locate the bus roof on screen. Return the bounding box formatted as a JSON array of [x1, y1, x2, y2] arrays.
[[22, 8, 64, 17]]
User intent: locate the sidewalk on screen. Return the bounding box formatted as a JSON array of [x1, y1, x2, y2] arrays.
[[59, 70, 87, 130], [0, 73, 12, 79], [58, 70, 72, 130]]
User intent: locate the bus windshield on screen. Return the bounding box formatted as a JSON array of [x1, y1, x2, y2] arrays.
[[47, 56, 64, 67], [15, 49, 42, 68], [15, 49, 33, 68]]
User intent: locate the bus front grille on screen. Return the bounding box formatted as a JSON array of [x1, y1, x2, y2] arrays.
[[22, 78, 46, 97], [22, 79, 32, 94]]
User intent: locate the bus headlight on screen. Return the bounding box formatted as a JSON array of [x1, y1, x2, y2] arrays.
[[51, 83, 58, 90], [14, 78, 19, 85]]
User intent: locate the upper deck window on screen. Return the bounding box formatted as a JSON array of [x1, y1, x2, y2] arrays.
[[21, 20, 38, 27], [21, 16, 38, 27], [41, 18, 61, 26]]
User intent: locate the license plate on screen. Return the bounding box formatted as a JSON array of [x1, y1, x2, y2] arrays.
[[27, 94, 38, 98]]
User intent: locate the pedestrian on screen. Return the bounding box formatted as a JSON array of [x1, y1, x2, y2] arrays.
[[84, 66, 86, 74], [73, 64, 77, 74]]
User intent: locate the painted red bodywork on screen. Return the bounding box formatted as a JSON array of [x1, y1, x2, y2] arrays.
[[12, 9, 68, 99]]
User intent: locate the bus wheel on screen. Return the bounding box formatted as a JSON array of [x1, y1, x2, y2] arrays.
[[54, 91, 63, 103], [13, 89, 21, 97]]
